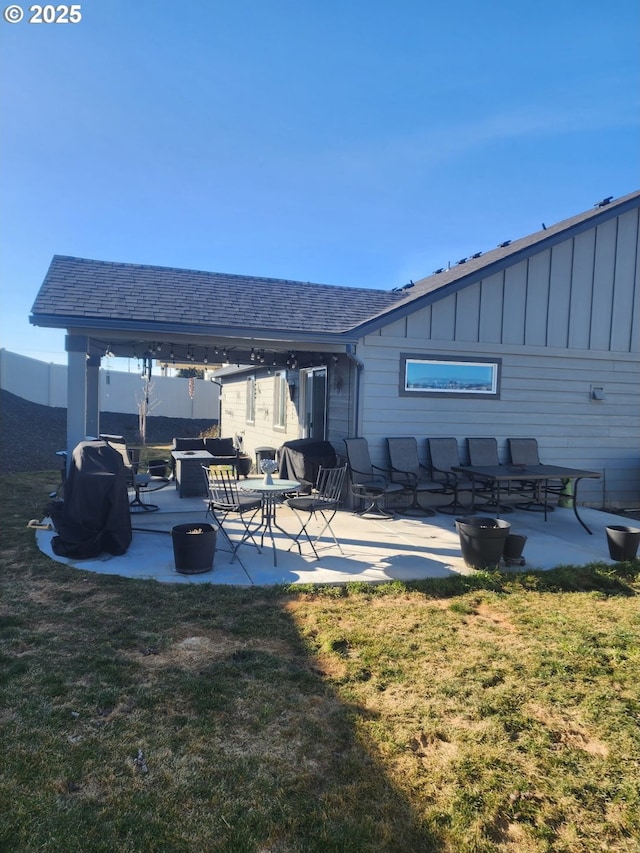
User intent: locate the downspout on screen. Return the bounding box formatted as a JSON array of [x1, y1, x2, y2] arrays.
[[345, 344, 364, 437], [209, 379, 223, 435]]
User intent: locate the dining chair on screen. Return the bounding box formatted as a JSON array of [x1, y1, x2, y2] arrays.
[[343, 438, 404, 518], [507, 437, 561, 512], [465, 437, 512, 513], [386, 437, 443, 516], [284, 464, 348, 558], [466, 437, 500, 467], [508, 438, 556, 469], [202, 465, 262, 561], [426, 437, 474, 514]]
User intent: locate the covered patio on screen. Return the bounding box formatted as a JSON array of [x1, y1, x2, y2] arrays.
[[34, 479, 632, 585]]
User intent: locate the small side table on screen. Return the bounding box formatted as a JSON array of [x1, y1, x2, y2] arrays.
[[171, 450, 213, 497]]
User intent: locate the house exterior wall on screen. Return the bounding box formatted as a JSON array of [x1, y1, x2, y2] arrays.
[[355, 209, 640, 509], [357, 339, 638, 508], [220, 370, 300, 469], [219, 356, 354, 469]]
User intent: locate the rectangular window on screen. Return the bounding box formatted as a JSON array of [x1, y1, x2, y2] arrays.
[[273, 371, 287, 429], [246, 375, 255, 423], [399, 353, 501, 398]]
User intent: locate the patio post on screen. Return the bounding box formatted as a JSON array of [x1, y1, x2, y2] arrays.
[[86, 354, 101, 438], [65, 334, 92, 463]]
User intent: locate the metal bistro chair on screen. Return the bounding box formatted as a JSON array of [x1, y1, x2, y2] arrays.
[[466, 437, 513, 513], [284, 464, 348, 558], [386, 437, 443, 516], [427, 437, 475, 514], [202, 465, 262, 561], [344, 438, 404, 519]]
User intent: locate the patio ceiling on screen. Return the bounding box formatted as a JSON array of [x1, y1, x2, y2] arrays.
[[68, 329, 349, 370]]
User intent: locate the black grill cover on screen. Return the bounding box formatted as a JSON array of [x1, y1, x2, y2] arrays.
[[277, 439, 337, 491], [51, 440, 132, 558]]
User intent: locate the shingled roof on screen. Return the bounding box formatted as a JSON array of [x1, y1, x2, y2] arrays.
[[30, 256, 404, 339], [30, 190, 639, 346]]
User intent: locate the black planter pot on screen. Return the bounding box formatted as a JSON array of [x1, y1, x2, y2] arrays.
[[455, 516, 511, 570], [171, 523, 216, 574], [605, 525, 640, 561], [503, 533, 527, 566]]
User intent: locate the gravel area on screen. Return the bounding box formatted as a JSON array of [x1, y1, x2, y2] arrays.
[[0, 390, 215, 474]]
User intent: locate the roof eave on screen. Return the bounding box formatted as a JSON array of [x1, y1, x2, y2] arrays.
[[28, 313, 359, 346]]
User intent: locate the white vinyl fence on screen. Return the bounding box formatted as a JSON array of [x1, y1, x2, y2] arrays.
[[0, 349, 219, 420]]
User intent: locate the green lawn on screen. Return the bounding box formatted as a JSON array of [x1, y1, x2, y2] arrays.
[[1, 471, 639, 852]]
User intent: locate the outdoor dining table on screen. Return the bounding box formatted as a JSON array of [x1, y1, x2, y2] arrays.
[[453, 464, 601, 534], [238, 477, 301, 566]]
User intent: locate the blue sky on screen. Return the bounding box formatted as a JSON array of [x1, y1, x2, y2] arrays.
[[1, 0, 638, 365]]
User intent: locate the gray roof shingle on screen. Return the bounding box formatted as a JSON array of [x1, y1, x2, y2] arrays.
[[30, 257, 404, 336]]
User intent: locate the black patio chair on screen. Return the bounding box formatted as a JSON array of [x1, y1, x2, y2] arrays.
[[202, 465, 262, 561], [101, 435, 160, 512], [343, 438, 404, 519], [284, 464, 348, 558], [49, 449, 68, 499], [386, 437, 443, 516], [426, 437, 475, 514], [507, 437, 562, 512], [466, 437, 513, 513]]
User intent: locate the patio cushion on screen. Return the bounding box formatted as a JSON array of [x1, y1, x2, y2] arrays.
[[203, 437, 236, 457], [173, 437, 206, 452]]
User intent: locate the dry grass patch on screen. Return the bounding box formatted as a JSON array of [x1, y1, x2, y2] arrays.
[[526, 703, 610, 758]]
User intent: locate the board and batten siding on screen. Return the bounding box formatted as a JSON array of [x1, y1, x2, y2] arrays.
[[356, 211, 640, 508], [404, 208, 639, 353]]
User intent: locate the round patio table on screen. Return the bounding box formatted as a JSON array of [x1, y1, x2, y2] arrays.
[[239, 478, 301, 566]]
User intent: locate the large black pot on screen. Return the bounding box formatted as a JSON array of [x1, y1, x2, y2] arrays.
[[455, 516, 511, 570], [171, 523, 216, 574], [605, 525, 640, 561]]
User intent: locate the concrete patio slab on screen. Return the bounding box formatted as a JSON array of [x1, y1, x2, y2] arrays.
[[35, 479, 634, 586]]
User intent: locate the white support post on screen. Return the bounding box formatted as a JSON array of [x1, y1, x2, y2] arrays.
[[65, 335, 90, 459], [86, 354, 101, 438]]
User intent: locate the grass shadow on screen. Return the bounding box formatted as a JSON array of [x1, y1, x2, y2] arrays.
[[1, 473, 443, 851]]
